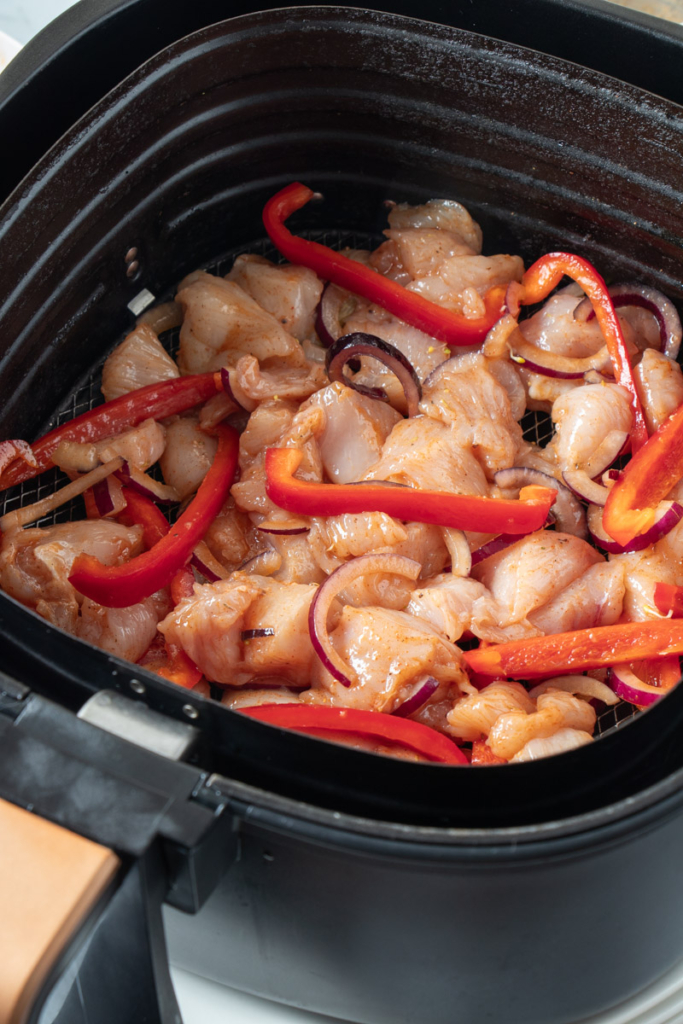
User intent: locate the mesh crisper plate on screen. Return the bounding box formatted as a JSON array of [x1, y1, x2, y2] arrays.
[[0, 229, 639, 736]]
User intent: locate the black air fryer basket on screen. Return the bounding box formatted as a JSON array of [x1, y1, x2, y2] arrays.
[[4, 3, 683, 1023]]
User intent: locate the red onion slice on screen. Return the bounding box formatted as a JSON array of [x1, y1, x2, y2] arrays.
[[509, 337, 611, 379], [116, 460, 180, 505], [574, 283, 682, 359], [563, 468, 611, 507], [392, 676, 439, 718], [241, 628, 276, 640], [309, 553, 422, 687], [471, 533, 520, 565], [494, 467, 586, 538], [587, 500, 683, 553], [607, 665, 669, 707], [315, 283, 349, 348], [92, 474, 126, 518], [326, 333, 422, 417], [190, 541, 229, 582], [219, 367, 250, 411], [257, 519, 310, 536]]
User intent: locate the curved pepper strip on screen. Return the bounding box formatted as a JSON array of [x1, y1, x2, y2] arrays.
[[463, 620, 683, 680], [239, 703, 468, 765], [0, 372, 223, 490], [69, 424, 239, 608], [265, 448, 556, 535], [519, 252, 648, 452], [602, 401, 683, 546], [263, 182, 507, 347], [118, 486, 196, 604]]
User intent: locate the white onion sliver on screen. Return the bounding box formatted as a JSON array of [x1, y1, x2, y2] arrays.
[[309, 554, 422, 687], [0, 457, 123, 532], [563, 468, 611, 507], [442, 529, 472, 577], [528, 675, 619, 705]]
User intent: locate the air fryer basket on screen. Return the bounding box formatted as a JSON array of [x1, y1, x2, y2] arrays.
[[3, 6, 683, 830]]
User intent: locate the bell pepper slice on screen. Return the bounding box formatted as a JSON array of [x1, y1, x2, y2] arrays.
[[470, 740, 506, 765], [118, 487, 197, 605], [118, 487, 170, 548], [238, 703, 468, 764], [265, 447, 556, 534], [519, 252, 648, 452], [654, 583, 683, 619], [464, 620, 683, 680], [263, 182, 507, 346], [0, 371, 223, 490], [138, 635, 202, 689], [68, 424, 238, 607], [602, 401, 683, 546]]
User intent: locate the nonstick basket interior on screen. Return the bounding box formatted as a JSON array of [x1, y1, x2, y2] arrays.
[[3, 6, 683, 827]]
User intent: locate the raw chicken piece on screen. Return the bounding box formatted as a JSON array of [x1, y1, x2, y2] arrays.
[[407, 575, 540, 644], [176, 273, 306, 374], [634, 348, 683, 434], [159, 575, 317, 686], [228, 353, 326, 410], [227, 254, 323, 341], [363, 416, 491, 496], [419, 352, 523, 477], [488, 690, 596, 760], [386, 198, 484, 252], [446, 681, 536, 743], [528, 560, 626, 634], [101, 323, 179, 402], [76, 590, 170, 663], [550, 383, 632, 472], [0, 520, 143, 633], [159, 416, 217, 499], [304, 382, 401, 484], [159, 574, 266, 683], [312, 605, 469, 713], [472, 532, 603, 626]]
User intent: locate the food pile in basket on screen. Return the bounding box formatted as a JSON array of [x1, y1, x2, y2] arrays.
[[2, 182, 683, 765]]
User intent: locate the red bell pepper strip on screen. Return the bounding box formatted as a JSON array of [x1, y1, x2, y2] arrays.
[[263, 182, 507, 347], [602, 401, 683, 546], [265, 447, 556, 535], [470, 740, 506, 766], [463, 620, 683, 680], [138, 634, 202, 689], [0, 372, 223, 490], [118, 487, 196, 604], [239, 703, 468, 764], [68, 424, 238, 607], [654, 583, 683, 619], [118, 487, 170, 548], [519, 252, 648, 452]]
